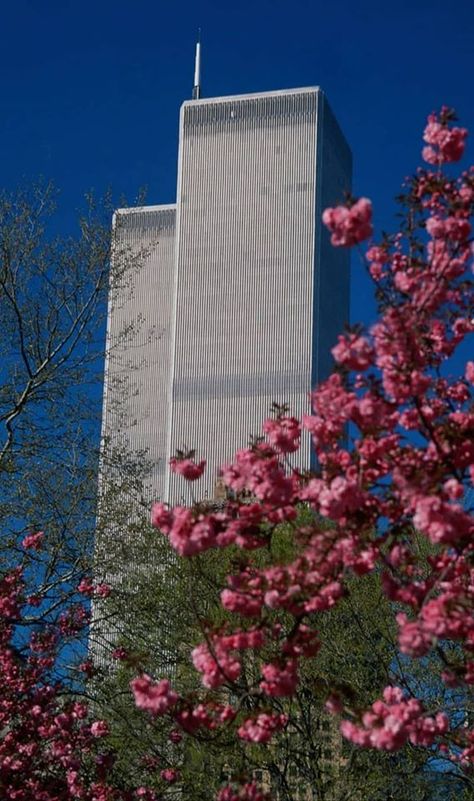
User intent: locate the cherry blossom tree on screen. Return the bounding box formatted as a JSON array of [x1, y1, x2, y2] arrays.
[[133, 108, 474, 799], [0, 543, 130, 800]]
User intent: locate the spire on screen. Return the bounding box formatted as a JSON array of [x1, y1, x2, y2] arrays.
[[192, 30, 201, 100]]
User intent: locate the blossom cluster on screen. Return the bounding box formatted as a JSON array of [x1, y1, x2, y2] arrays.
[[0, 542, 159, 801], [341, 686, 449, 751], [322, 197, 373, 247], [422, 107, 468, 165], [217, 782, 271, 801]]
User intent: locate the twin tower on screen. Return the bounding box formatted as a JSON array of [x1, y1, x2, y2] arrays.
[[102, 87, 352, 505]]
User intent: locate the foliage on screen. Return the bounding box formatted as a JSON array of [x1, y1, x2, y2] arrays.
[[0, 546, 151, 800], [0, 184, 156, 799]]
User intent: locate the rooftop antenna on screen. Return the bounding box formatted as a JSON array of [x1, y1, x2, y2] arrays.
[[192, 30, 201, 100]]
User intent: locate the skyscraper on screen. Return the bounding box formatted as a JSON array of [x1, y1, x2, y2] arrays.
[[103, 86, 351, 506], [102, 205, 176, 505]]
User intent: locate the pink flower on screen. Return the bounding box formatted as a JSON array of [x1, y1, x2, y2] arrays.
[[191, 642, 241, 688], [340, 686, 448, 751], [260, 660, 298, 697], [331, 333, 374, 371], [160, 768, 179, 783], [95, 583, 111, 598], [366, 245, 388, 281], [135, 789, 158, 801], [322, 198, 373, 247], [90, 720, 109, 737], [22, 531, 44, 550], [443, 479, 464, 500], [221, 588, 263, 617], [426, 215, 471, 242], [413, 496, 473, 544], [167, 508, 218, 556], [238, 712, 288, 743], [169, 456, 206, 481], [465, 361, 474, 383], [130, 675, 178, 716], [218, 782, 270, 801], [112, 646, 128, 660], [26, 593, 42, 607], [78, 578, 95, 597], [79, 659, 95, 677], [150, 502, 173, 532], [262, 416, 301, 453], [396, 613, 434, 657], [422, 112, 467, 164]]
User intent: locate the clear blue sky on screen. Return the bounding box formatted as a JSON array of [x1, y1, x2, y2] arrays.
[[1, 0, 473, 325]]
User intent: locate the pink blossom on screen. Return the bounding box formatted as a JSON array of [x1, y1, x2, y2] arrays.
[[413, 496, 473, 544], [465, 361, 474, 383], [150, 502, 173, 532], [22, 531, 44, 550], [169, 456, 206, 481], [341, 686, 448, 751], [322, 197, 373, 247], [443, 479, 464, 500], [170, 702, 224, 737], [217, 782, 270, 801], [79, 659, 95, 677], [260, 660, 298, 697], [111, 646, 128, 660], [426, 215, 471, 242], [281, 624, 320, 658], [238, 712, 288, 743], [160, 768, 179, 783], [78, 577, 95, 596], [135, 789, 158, 801], [303, 373, 357, 445], [262, 415, 301, 453], [366, 245, 388, 281], [191, 642, 241, 688], [331, 333, 374, 371], [423, 112, 467, 164], [219, 628, 265, 650], [130, 675, 178, 716], [95, 582, 111, 598], [90, 720, 109, 737], [396, 613, 434, 657], [169, 510, 217, 556], [221, 588, 263, 617]]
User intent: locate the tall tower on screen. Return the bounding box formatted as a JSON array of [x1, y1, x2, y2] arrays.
[[100, 88, 351, 507], [101, 205, 176, 506], [167, 87, 351, 501]]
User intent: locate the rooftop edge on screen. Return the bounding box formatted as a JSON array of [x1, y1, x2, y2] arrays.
[[181, 85, 322, 110]]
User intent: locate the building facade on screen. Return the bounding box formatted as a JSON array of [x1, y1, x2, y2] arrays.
[[103, 87, 351, 506], [101, 205, 176, 505]]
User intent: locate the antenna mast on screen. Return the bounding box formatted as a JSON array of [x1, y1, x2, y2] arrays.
[[192, 30, 201, 100]]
